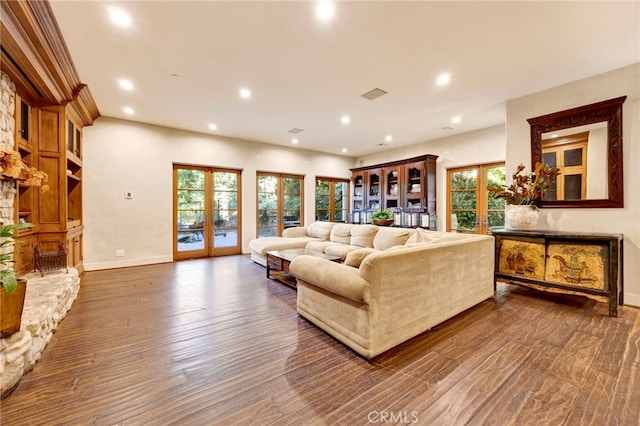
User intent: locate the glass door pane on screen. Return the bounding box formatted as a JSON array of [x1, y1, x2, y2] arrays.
[[212, 171, 240, 250], [315, 179, 330, 221], [283, 176, 302, 229], [334, 181, 348, 222], [450, 169, 479, 232], [175, 168, 207, 255], [257, 175, 278, 237], [486, 165, 506, 231]]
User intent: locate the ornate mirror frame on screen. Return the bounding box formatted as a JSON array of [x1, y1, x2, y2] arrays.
[[528, 96, 626, 208]]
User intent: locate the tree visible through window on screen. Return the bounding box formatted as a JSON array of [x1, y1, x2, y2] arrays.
[[315, 177, 349, 222], [257, 173, 303, 237]]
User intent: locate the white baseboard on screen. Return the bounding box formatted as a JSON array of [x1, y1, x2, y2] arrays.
[[624, 292, 640, 308], [83, 255, 173, 271]]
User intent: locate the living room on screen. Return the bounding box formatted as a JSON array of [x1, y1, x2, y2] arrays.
[[1, 1, 639, 423]]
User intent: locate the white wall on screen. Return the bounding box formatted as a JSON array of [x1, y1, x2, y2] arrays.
[[507, 63, 640, 306], [354, 124, 506, 231], [82, 117, 353, 270]]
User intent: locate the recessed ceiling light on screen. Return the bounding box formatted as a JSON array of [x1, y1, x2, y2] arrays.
[[118, 79, 134, 91], [291, 138, 299, 144], [551, 134, 559, 138], [315, 1, 335, 22], [123, 107, 134, 115], [239, 88, 251, 99], [451, 116, 461, 124], [209, 123, 218, 131], [385, 135, 393, 142], [108, 7, 132, 28], [341, 148, 348, 153], [436, 73, 451, 86], [341, 115, 351, 125]]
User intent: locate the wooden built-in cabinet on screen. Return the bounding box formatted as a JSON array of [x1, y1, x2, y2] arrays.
[[492, 229, 623, 317], [350, 155, 438, 228], [12, 102, 86, 274], [2, 0, 99, 276]]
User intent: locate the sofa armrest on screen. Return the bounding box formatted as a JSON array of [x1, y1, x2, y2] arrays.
[[289, 256, 370, 304], [283, 226, 308, 238]]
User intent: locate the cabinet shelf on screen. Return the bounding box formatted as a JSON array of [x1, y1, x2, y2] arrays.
[[67, 172, 81, 182], [67, 151, 82, 167]]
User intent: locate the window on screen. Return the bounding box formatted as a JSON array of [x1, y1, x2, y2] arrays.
[[315, 177, 349, 222], [447, 163, 505, 234], [257, 173, 303, 237]]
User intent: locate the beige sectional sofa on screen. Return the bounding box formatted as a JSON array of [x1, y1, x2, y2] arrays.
[[248, 221, 414, 266], [249, 221, 495, 359], [289, 231, 495, 359]]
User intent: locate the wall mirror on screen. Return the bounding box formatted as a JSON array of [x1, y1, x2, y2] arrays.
[[528, 96, 626, 208]]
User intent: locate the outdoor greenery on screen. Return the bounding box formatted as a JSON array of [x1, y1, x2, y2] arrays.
[[315, 179, 347, 222], [451, 167, 506, 230], [176, 169, 238, 227], [258, 175, 303, 237]]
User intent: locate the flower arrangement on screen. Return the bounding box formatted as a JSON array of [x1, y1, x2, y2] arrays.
[[487, 162, 559, 209], [0, 149, 49, 191]]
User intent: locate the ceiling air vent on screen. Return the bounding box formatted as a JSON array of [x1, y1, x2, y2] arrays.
[[361, 88, 388, 101], [288, 128, 304, 134]]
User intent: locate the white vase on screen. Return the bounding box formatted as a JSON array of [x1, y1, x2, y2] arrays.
[[504, 205, 539, 230]]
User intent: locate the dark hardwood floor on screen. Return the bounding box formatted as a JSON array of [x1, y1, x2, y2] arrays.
[[1, 255, 638, 425]]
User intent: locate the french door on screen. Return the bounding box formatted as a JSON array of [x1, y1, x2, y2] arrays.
[[257, 173, 303, 237], [173, 165, 241, 260], [447, 163, 505, 234]]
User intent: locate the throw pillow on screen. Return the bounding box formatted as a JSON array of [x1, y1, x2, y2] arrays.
[[330, 223, 354, 244], [344, 248, 378, 268], [405, 227, 434, 244], [350, 224, 378, 248], [372, 227, 412, 250]]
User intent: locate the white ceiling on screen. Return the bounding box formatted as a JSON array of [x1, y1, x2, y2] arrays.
[[49, 1, 639, 158]]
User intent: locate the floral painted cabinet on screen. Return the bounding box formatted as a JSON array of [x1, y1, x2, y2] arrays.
[[492, 229, 623, 317]]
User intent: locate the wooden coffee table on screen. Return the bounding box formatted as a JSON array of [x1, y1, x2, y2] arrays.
[[266, 248, 342, 288]]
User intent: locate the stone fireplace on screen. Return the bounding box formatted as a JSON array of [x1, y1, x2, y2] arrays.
[[0, 71, 80, 397]]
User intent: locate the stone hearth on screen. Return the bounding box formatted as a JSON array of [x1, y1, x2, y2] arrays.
[[1, 269, 80, 397]]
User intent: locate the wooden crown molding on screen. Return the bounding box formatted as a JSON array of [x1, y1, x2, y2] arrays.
[[0, 0, 99, 126]]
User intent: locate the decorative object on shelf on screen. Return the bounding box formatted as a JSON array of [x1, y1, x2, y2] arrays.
[[0, 222, 33, 338], [370, 209, 394, 226], [487, 162, 559, 230], [0, 149, 49, 191], [420, 212, 430, 228], [393, 208, 402, 226]]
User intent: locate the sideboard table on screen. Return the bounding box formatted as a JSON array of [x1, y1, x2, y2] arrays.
[[491, 229, 623, 317]]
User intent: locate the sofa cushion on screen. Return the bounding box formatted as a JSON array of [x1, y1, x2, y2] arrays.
[[330, 223, 354, 244], [350, 224, 378, 248], [324, 244, 362, 259], [344, 248, 378, 268], [373, 227, 413, 250], [307, 221, 334, 239], [305, 241, 340, 253]]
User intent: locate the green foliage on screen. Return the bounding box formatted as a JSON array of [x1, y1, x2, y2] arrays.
[[370, 209, 393, 220], [0, 222, 33, 294]]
